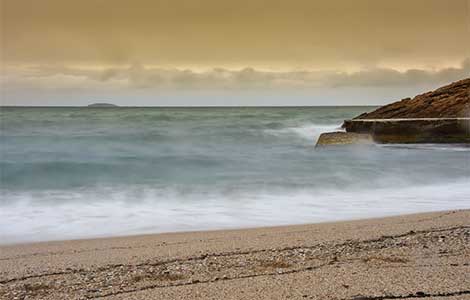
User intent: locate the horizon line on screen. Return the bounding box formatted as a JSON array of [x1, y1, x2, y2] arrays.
[[0, 104, 379, 108]]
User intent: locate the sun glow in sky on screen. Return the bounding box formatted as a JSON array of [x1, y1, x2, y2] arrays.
[[1, 0, 469, 106]]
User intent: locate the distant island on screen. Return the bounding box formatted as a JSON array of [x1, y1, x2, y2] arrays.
[[87, 103, 119, 108]]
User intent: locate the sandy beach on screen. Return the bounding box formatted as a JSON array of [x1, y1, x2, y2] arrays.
[[1, 210, 469, 299]]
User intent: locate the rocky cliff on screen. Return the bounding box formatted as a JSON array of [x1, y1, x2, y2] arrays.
[[354, 78, 469, 119]]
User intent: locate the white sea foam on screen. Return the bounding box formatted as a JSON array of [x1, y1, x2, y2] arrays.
[[1, 179, 469, 244], [263, 124, 342, 142]]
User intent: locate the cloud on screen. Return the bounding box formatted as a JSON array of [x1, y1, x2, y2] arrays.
[[2, 59, 469, 93], [328, 59, 470, 87], [3, 0, 469, 69]]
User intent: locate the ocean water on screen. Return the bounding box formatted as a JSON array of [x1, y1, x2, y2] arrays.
[[1, 107, 469, 244]]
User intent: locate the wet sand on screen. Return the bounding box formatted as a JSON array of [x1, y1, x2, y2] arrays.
[[1, 210, 469, 300]]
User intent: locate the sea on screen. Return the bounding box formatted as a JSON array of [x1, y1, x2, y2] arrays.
[[1, 106, 469, 244]]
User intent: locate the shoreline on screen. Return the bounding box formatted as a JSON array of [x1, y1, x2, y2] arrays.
[[2, 208, 468, 247], [1, 209, 469, 299]]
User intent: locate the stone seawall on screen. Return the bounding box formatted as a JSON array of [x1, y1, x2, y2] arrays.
[[342, 118, 470, 143]]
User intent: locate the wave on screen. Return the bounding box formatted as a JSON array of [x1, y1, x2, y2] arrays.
[[262, 123, 342, 142], [2, 179, 469, 244]]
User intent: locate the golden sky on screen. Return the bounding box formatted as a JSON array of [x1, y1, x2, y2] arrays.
[[1, 0, 469, 105]]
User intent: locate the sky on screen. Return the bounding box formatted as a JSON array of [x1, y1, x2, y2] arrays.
[[1, 0, 469, 106]]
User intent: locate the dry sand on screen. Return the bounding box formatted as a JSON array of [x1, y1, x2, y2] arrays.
[[1, 210, 469, 300]]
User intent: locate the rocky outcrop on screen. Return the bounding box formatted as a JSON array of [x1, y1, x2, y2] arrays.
[[316, 132, 373, 147], [339, 78, 470, 144], [343, 118, 470, 143], [354, 78, 470, 119]]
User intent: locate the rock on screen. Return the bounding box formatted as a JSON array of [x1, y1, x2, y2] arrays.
[[343, 118, 470, 143], [341, 78, 470, 144], [354, 78, 470, 119], [316, 132, 374, 147]]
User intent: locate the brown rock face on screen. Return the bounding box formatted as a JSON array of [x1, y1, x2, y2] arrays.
[[343, 119, 470, 144], [355, 78, 470, 119]]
